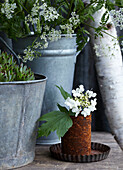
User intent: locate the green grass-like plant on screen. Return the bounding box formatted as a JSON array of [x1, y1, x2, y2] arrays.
[[0, 51, 35, 82]]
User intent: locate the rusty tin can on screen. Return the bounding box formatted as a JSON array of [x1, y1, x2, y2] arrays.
[[61, 115, 91, 156]]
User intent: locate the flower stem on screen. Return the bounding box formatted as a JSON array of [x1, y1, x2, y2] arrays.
[[84, 22, 117, 40]]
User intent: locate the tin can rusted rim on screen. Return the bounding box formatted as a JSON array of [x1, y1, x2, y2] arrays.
[[50, 142, 110, 163]]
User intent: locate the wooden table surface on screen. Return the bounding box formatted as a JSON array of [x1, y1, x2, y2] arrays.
[[15, 132, 123, 170]]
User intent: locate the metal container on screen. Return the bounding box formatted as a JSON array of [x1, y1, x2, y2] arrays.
[[13, 35, 77, 145], [0, 74, 47, 169], [61, 115, 91, 155]]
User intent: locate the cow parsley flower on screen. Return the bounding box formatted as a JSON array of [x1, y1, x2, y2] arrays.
[[31, 3, 39, 17], [60, 11, 80, 37], [110, 8, 123, 30], [70, 12, 80, 26], [48, 29, 61, 42], [23, 47, 35, 62], [38, 3, 59, 22], [60, 24, 74, 36], [1, 0, 17, 19]]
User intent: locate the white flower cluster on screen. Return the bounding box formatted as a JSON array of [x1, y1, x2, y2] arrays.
[[48, 28, 61, 42], [43, 6, 59, 21], [23, 28, 62, 62], [65, 85, 97, 117], [1, 0, 17, 19], [23, 47, 35, 62], [60, 12, 80, 37], [25, 1, 59, 27], [110, 8, 123, 30], [60, 24, 74, 37], [70, 12, 80, 26], [23, 7, 79, 62], [93, 38, 119, 59]]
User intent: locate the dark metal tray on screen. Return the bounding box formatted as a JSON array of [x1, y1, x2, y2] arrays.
[[50, 142, 110, 163]]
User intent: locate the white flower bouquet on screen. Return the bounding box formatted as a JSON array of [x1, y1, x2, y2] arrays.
[[38, 85, 97, 139], [65, 85, 97, 117]]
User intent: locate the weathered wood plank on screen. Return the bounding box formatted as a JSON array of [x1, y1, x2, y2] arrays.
[[16, 132, 123, 170]]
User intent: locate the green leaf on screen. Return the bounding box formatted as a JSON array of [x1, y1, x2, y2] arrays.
[[88, 15, 95, 22], [60, 6, 69, 15], [74, 0, 84, 11], [38, 111, 73, 139], [57, 103, 69, 113], [56, 85, 72, 100]]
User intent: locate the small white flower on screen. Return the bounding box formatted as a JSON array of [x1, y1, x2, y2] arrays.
[[88, 99, 97, 112], [81, 108, 91, 117], [86, 90, 97, 98], [44, 25, 50, 31], [72, 107, 82, 117], [88, 105, 96, 112], [110, 8, 123, 30], [43, 42, 48, 48], [48, 29, 61, 42], [79, 85, 84, 93], [65, 97, 80, 109], [72, 89, 81, 97], [91, 99, 97, 107], [1, 1, 17, 19], [31, 4, 39, 17], [72, 85, 84, 97], [23, 47, 35, 62]]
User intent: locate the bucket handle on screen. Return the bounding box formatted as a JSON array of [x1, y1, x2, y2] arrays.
[[0, 37, 20, 65]]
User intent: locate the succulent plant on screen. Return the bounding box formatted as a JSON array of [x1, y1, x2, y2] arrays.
[[0, 51, 35, 82]]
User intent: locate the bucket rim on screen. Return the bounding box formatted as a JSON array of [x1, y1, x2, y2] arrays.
[[12, 34, 76, 41], [0, 73, 47, 85]]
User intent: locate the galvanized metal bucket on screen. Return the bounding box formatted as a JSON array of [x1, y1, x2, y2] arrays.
[[13, 35, 77, 145], [0, 74, 47, 169]]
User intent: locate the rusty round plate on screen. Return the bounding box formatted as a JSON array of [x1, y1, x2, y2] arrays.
[[50, 142, 110, 163]]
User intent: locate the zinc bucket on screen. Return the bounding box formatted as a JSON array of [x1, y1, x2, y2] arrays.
[[0, 74, 47, 169], [13, 35, 77, 145]]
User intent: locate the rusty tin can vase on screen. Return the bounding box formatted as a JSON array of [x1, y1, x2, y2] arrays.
[[61, 115, 91, 156]]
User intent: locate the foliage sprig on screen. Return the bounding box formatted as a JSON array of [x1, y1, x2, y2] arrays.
[[0, 0, 122, 61]]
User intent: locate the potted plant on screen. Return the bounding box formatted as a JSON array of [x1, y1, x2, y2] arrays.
[[0, 0, 121, 144], [38, 85, 97, 155], [0, 51, 47, 169], [38, 85, 111, 162]]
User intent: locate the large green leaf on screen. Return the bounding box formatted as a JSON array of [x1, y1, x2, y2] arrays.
[[56, 85, 72, 100], [38, 111, 73, 139]]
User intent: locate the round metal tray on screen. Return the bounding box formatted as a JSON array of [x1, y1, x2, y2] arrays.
[[50, 142, 110, 163]]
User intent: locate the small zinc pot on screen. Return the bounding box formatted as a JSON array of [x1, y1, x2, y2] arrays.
[[0, 74, 47, 169], [61, 115, 91, 156]]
